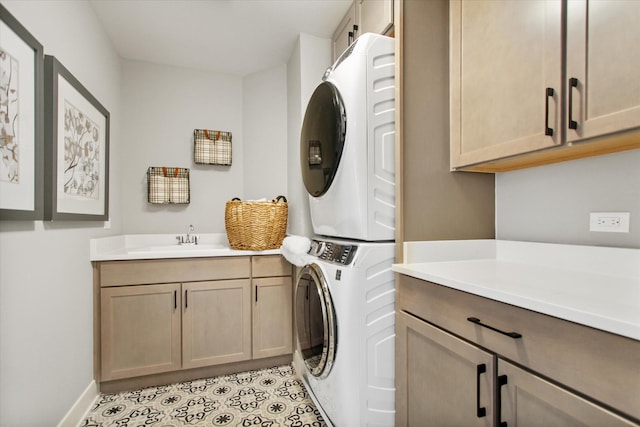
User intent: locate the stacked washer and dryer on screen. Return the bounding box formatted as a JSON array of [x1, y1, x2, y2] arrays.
[[294, 33, 396, 426]]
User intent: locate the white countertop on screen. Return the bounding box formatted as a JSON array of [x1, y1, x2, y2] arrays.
[[393, 240, 640, 341], [90, 233, 281, 261]]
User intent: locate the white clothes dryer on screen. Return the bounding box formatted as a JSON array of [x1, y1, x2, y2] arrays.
[[300, 33, 396, 242], [293, 238, 396, 426]]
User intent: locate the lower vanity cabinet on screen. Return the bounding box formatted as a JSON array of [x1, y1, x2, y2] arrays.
[[253, 277, 292, 359], [498, 359, 636, 426], [396, 275, 640, 426], [396, 311, 636, 426], [182, 279, 252, 369], [396, 311, 494, 426], [101, 283, 182, 381], [96, 255, 292, 384], [251, 255, 293, 359], [101, 279, 252, 380]]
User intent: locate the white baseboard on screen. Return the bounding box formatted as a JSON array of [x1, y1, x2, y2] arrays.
[[57, 380, 99, 427]]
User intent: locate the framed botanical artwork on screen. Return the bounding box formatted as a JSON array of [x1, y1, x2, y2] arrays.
[[0, 5, 44, 220], [44, 55, 110, 221]]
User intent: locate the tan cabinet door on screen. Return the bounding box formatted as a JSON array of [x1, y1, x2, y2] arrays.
[[253, 277, 293, 359], [396, 311, 494, 426], [182, 279, 251, 369], [566, 0, 640, 143], [498, 359, 637, 426], [450, 0, 562, 169], [358, 0, 393, 36], [100, 283, 181, 381], [333, 2, 358, 61]]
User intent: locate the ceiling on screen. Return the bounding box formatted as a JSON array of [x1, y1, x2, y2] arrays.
[[90, 0, 353, 76]]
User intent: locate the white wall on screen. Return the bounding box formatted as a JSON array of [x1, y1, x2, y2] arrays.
[[0, 1, 122, 425], [243, 64, 288, 201], [286, 38, 305, 236], [286, 33, 332, 237], [496, 149, 640, 248], [120, 60, 243, 234]]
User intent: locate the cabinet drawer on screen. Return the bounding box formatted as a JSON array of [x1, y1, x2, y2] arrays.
[[397, 275, 640, 421], [99, 256, 251, 286], [252, 255, 292, 278]]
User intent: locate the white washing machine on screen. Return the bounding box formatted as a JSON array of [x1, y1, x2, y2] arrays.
[[300, 33, 396, 242], [293, 238, 396, 426]]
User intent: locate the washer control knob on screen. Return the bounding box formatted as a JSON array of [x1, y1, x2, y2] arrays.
[[308, 240, 326, 257]]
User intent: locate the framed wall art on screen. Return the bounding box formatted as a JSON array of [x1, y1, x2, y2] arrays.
[[44, 55, 110, 221], [0, 5, 44, 220]]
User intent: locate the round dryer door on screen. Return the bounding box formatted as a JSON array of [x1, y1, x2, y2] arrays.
[[295, 263, 336, 378], [300, 81, 346, 197]]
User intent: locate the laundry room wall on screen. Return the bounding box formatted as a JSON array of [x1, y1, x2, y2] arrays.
[[120, 60, 294, 235], [496, 149, 640, 248], [119, 32, 333, 238], [0, 1, 122, 425], [119, 60, 244, 234], [243, 64, 288, 201], [287, 33, 333, 237]]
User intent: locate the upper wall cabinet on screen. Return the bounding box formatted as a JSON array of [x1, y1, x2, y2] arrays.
[[333, 2, 358, 61], [566, 0, 640, 143], [358, 0, 394, 37], [450, 0, 563, 170], [332, 0, 394, 61], [451, 0, 640, 172]]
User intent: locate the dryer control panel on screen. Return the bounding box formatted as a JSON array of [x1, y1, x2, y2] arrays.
[[311, 240, 357, 265]]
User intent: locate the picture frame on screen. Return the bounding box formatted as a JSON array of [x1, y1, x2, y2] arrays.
[[0, 5, 44, 220], [44, 55, 110, 221]]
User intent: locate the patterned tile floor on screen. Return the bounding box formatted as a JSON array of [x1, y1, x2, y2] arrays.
[[80, 364, 327, 427]]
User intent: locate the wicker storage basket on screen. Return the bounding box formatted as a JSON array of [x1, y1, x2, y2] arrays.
[[225, 196, 288, 250]]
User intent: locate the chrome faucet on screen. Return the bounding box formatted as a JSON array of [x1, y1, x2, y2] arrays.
[[176, 224, 198, 245], [187, 224, 194, 242]]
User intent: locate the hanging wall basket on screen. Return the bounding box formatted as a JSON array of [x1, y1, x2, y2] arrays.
[[194, 129, 232, 165], [147, 167, 190, 204]]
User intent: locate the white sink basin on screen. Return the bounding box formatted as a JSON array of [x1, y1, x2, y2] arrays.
[[128, 244, 227, 253]]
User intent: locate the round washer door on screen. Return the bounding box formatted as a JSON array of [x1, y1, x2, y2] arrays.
[[299, 81, 347, 197], [294, 263, 337, 378]]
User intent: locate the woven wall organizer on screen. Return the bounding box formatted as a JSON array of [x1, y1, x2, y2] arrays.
[[194, 129, 232, 165], [147, 167, 190, 204]]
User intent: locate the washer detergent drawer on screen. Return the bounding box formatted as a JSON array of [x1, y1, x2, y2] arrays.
[[397, 275, 640, 421]]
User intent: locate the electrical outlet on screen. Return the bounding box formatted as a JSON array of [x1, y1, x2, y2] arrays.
[[589, 212, 630, 233]]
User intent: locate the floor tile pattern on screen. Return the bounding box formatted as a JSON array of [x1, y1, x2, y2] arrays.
[[80, 364, 327, 427]]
